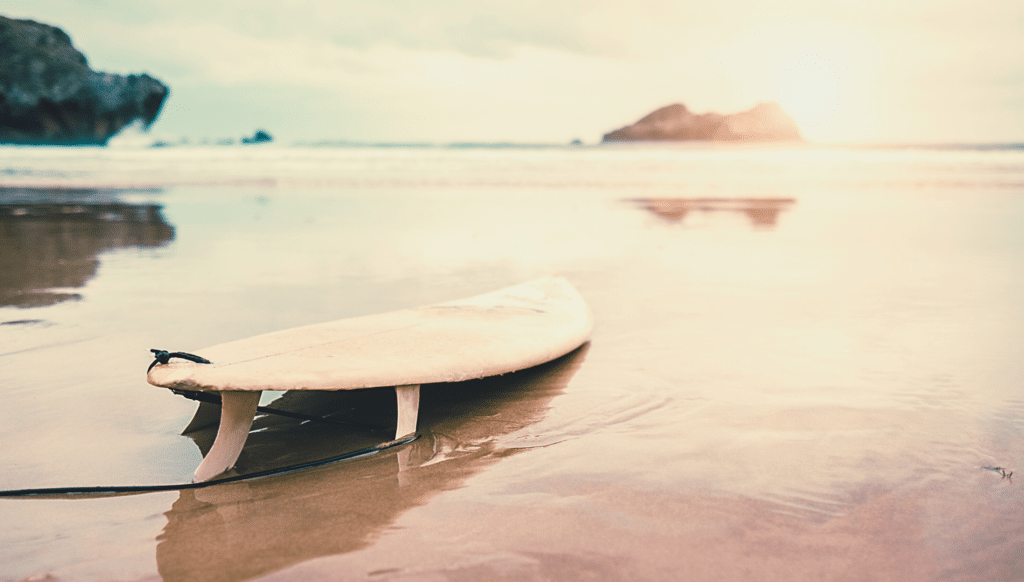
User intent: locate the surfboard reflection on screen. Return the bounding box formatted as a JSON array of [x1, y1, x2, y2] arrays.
[[154, 344, 589, 582], [634, 197, 796, 228], [0, 187, 174, 308]]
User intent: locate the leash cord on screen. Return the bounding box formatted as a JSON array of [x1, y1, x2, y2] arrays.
[[0, 434, 418, 498], [0, 348, 414, 498]]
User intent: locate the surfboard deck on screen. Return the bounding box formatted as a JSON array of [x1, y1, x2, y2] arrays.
[[147, 276, 592, 481], [148, 275, 592, 392]]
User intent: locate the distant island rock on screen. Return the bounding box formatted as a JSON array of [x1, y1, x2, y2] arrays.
[[242, 130, 273, 144], [603, 102, 802, 142], [0, 15, 168, 146]]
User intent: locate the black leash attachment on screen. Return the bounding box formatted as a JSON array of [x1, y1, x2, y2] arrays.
[[148, 349, 211, 372]]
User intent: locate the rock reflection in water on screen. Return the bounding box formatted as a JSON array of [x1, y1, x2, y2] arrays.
[[634, 197, 796, 227], [0, 187, 174, 308], [155, 345, 588, 582]]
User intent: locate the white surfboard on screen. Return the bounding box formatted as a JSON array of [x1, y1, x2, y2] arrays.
[[148, 276, 592, 481]]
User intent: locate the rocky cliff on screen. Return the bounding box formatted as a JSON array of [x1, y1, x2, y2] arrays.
[[0, 16, 168, 145], [603, 102, 802, 142]]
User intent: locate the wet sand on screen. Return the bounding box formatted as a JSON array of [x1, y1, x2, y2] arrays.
[[2, 145, 1024, 581]]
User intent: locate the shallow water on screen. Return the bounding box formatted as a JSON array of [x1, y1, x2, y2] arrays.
[[2, 144, 1024, 581]]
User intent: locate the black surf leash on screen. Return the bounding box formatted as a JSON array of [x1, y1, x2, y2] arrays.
[[0, 434, 418, 498], [0, 349, 416, 498]]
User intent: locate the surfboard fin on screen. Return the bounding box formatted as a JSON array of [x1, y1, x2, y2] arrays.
[[193, 391, 261, 482], [395, 384, 420, 439]]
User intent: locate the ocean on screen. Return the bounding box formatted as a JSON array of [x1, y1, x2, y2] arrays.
[[2, 142, 1024, 581]]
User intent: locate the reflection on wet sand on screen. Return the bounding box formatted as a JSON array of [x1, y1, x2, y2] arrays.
[[0, 187, 174, 308], [155, 345, 588, 582], [634, 197, 796, 227]]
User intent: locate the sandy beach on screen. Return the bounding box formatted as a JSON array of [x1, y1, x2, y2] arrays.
[[2, 144, 1024, 581]]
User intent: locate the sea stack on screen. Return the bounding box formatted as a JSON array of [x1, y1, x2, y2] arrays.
[[0, 15, 169, 145], [603, 102, 802, 143]]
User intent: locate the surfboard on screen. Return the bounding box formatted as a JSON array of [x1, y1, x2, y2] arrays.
[[147, 275, 592, 481]]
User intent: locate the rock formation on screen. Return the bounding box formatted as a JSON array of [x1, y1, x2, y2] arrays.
[[0, 15, 168, 145], [603, 102, 802, 143], [242, 130, 273, 144]]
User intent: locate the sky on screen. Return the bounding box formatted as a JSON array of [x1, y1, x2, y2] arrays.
[[5, 0, 1023, 145]]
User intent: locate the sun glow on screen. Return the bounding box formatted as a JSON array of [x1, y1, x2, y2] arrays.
[[774, 55, 847, 141]]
